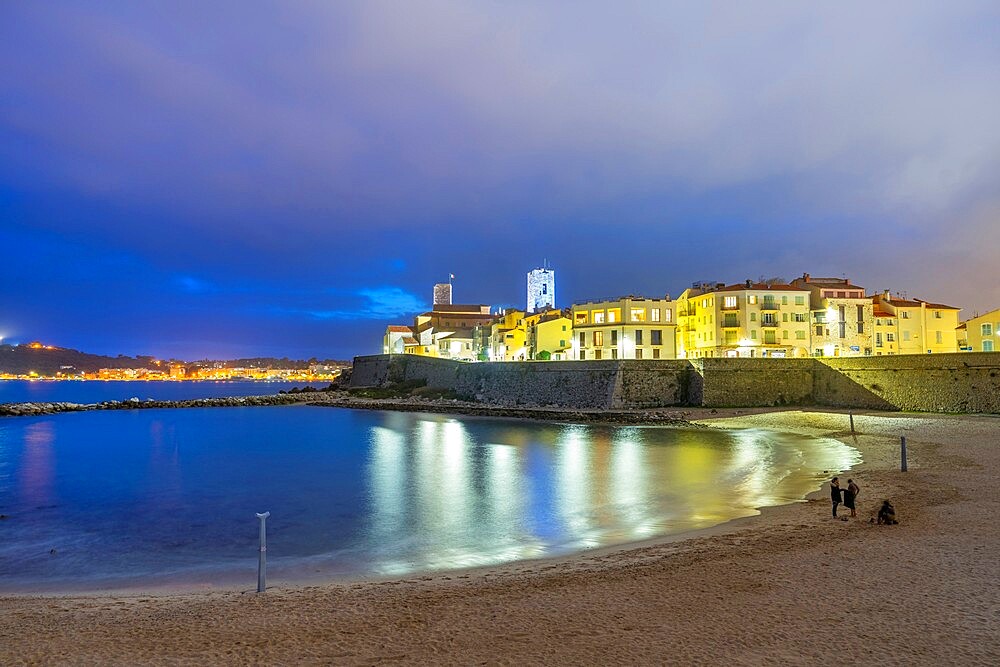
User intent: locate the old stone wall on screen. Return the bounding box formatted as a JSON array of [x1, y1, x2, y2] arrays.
[[693, 358, 817, 408], [815, 353, 1000, 413], [350, 353, 1000, 413]]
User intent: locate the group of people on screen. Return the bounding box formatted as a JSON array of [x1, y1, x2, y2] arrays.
[[829, 477, 898, 524], [830, 476, 860, 519]]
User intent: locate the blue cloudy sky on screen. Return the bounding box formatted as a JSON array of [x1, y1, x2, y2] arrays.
[[2, 1, 998, 359]]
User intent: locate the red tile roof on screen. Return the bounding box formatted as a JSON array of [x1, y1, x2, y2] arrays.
[[386, 325, 413, 333], [713, 282, 808, 292]]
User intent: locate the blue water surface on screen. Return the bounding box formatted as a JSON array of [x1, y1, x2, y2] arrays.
[[0, 406, 859, 592]]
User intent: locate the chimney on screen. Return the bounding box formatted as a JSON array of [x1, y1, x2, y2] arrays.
[[745, 279, 752, 288], [716, 282, 725, 289], [803, 272, 810, 283]]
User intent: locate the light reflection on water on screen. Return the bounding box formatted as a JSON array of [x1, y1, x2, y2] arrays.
[[0, 406, 859, 591]]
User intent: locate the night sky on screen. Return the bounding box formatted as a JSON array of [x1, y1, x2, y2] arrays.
[[3, 2, 999, 360]]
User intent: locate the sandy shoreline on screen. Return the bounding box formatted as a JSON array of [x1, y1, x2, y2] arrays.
[[2, 408, 998, 665]]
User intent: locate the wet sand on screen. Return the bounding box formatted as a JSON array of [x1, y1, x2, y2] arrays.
[[2, 409, 998, 665]]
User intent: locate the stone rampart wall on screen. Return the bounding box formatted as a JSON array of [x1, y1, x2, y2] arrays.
[[351, 353, 1000, 413], [816, 353, 1000, 413]]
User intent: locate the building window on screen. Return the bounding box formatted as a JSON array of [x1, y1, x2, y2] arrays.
[[593, 311, 605, 324], [903, 331, 911, 342], [724, 296, 737, 308], [783, 330, 789, 339], [750, 330, 757, 339], [594, 349, 602, 360], [748, 295, 758, 305], [594, 331, 604, 346], [794, 313, 807, 322], [579, 332, 586, 347], [610, 330, 618, 346], [653, 348, 660, 359], [936, 331, 943, 344], [750, 312, 757, 321], [635, 348, 643, 359], [635, 330, 643, 345], [783, 312, 788, 322], [796, 330, 806, 340], [876, 333, 883, 347], [984, 340, 994, 352], [982, 323, 993, 337], [611, 348, 618, 359], [650, 308, 661, 322], [782, 296, 788, 305], [901, 312, 909, 319], [608, 309, 620, 323], [630, 308, 646, 322], [579, 350, 586, 360], [559, 339, 566, 347], [934, 311, 941, 319], [795, 296, 805, 305], [815, 325, 823, 336], [651, 330, 662, 345], [664, 308, 672, 323], [887, 333, 895, 342], [562, 325, 567, 331], [575, 312, 587, 324]]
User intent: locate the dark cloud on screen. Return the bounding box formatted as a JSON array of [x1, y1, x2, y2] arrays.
[[2, 1, 998, 358]]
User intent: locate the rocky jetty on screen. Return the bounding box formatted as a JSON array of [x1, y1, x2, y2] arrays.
[[0, 392, 335, 417]]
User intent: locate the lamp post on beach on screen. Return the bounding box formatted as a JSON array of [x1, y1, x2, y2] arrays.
[[256, 511, 270, 593]]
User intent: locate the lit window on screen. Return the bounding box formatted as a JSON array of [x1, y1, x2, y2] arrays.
[[748, 295, 758, 304], [630, 308, 646, 322], [650, 308, 661, 322], [575, 312, 587, 324], [593, 311, 605, 324], [607, 309, 620, 323], [724, 296, 737, 308], [664, 308, 672, 323], [594, 331, 604, 346]]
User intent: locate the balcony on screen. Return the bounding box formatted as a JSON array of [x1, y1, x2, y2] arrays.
[[721, 302, 739, 311], [722, 318, 740, 328], [760, 300, 780, 310], [761, 320, 779, 328]]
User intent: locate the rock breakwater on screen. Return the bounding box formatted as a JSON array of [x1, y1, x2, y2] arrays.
[[0, 392, 334, 417]]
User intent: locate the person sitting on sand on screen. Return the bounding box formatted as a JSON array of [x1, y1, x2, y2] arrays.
[[877, 500, 898, 525], [844, 478, 860, 518], [830, 477, 843, 519]]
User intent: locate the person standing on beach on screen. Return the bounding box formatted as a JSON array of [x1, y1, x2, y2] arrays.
[[844, 479, 860, 518], [830, 477, 843, 518]]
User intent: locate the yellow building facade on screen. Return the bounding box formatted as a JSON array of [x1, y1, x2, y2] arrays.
[[675, 282, 811, 358], [871, 293, 960, 354], [526, 309, 573, 360], [571, 297, 676, 360], [961, 308, 1000, 352]]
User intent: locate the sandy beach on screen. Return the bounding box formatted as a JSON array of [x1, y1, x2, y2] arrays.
[[2, 408, 998, 665]]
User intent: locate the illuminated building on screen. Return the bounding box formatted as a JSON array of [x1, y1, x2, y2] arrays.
[[674, 281, 811, 358], [872, 305, 899, 355], [409, 304, 493, 360], [870, 292, 960, 354], [526, 267, 556, 313], [790, 274, 874, 357], [383, 325, 415, 355], [958, 308, 999, 352], [571, 296, 676, 360], [526, 309, 573, 360], [488, 309, 528, 361]]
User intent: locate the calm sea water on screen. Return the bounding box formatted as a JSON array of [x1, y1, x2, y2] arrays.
[[0, 406, 859, 592], [0, 379, 314, 404]]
